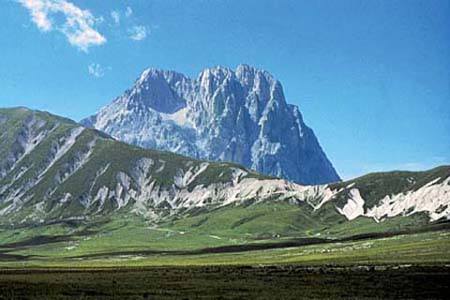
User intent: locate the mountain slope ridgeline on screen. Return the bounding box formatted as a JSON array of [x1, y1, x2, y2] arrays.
[[1, 107, 449, 230]]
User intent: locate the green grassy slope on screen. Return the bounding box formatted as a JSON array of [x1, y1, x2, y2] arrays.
[[0, 228, 448, 268], [0, 107, 449, 267], [0, 200, 443, 264], [330, 166, 450, 210], [0, 107, 267, 224]]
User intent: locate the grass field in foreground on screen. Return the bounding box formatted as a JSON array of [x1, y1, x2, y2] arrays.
[[1, 230, 449, 268], [1, 266, 449, 299]]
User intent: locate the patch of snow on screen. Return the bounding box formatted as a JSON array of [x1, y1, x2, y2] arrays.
[[160, 107, 193, 128]]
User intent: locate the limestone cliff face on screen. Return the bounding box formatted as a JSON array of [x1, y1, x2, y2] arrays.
[[82, 65, 340, 185]]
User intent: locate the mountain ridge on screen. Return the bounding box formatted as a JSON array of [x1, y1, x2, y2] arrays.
[[1, 107, 448, 229], [81, 64, 340, 185]]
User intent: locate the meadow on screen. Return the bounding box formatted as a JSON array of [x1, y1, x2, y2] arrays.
[[1, 204, 449, 299]]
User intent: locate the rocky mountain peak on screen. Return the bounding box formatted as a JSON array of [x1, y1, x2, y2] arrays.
[[235, 64, 276, 87], [125, 68, 188, 114], [81, 64, 341, 185]]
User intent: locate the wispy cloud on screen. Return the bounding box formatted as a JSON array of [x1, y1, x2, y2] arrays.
[[110, 6, 133, 26], [128, 25, 148, 41], [18, 0, 106, 51], [88, 63, 106, 78], [110, 10, 120, 25], [108, 6, 149, 42], [125, 6, 133, 18]]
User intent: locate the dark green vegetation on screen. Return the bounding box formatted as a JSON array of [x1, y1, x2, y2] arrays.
[[0, 265, 448, 299]]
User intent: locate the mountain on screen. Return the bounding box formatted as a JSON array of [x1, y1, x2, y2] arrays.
[[0, 107, 273, 224], [81, 65, 340, 185], [1, 107, 449, 230], [1, 107, 449, 267]]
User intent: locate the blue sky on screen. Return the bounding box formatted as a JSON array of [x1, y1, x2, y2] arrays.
[[1, 0, 449, 179]]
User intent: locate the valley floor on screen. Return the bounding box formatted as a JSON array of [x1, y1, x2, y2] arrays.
[[1, 227, 449, 268], [0, 229, 449, 299], [1, 203, 449, 298]]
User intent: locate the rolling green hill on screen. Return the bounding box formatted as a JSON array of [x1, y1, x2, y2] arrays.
[[0, 107, 449, 266]]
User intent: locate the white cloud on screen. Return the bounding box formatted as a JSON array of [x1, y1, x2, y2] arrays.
[[129, 25, 147, 41], [125, 6, 133, 17], [88, 63, 105, 78], [18, 0, 106, 51], [96, 15, 105, 24], [110, 10, 120, 25]]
